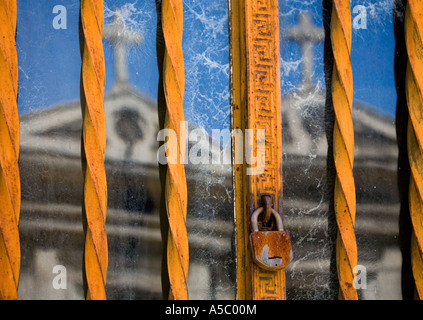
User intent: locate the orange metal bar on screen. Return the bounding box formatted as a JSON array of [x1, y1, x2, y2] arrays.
[[229, 0, 250, 299], [0, 0, 20, 300], [405, 0, 423, 299], [331, 0, 357, 300], [231, 0, 286, 300], [162, 0, 189, 300], [81, 0, 108, 300], [245, 0, 285, 300]]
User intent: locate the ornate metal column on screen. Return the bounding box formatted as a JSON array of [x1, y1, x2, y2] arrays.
[[81, 0, 108, 300], [230, 0, 289, 300], [161, 0, 189, 300], [330, 0, 357, 300]]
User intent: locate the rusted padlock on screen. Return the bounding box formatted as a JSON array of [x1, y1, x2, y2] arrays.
[[249, 207, 292, 271]]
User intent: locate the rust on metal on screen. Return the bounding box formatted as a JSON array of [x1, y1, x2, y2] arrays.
[[245, 0, 286, 300], [261, 195, 273, 226], [331, 0, 358, 300], [230, 0, 287, 300], [405, 0, 423, 299], [229, 0, 251, 299], [0, 0, 20, 300], [162, 0, 189, 300], [81, 0, 108, 300], [250, 207, 291, 271]]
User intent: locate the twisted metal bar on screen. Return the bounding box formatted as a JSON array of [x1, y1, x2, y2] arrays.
[[331, 0, 357, 300], [162, 0, 188, 300], [0, 0, 20, 300], [81, 0, 108, 300], [405, 0, 423, 299]]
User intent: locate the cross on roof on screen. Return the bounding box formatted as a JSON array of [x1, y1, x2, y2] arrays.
[[104, 9, 143, 88], [286, 13, 324, 90]]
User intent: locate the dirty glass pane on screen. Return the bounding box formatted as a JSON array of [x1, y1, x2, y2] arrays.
[[17, 0, 234, 300], [183, 0, 235, 299], [280, 0, 402, 299], [17, 1, 85, 299]]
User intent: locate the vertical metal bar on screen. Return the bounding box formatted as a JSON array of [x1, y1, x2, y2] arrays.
[[245, 0, 285, 300], [230, 0, 251, 300], [80, 0, 108, 300], [161, 0, 189, 300], [405, 0, 423, 299], [0, 0, 20, 300], [230, 0, 286, 300], [331, 0, 357, 300]]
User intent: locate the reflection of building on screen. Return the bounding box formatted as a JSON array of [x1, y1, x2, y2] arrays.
[[282, 13, 400, 299], [17, 10, 400, 300], [18, 9, 234, 300]]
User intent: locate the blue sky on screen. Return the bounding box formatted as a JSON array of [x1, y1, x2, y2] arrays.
[[280, 0, 397, 118], [16, 0, 397, 123], [16, 0, 158, 114], [17, 0, 231, 132]]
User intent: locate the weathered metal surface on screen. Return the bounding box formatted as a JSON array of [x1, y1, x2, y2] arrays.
[[261, 195, 273, 226], [0, 0, 20, 300], [229, 0, 250, 300], [230, 0, 287, 300], [162, 0, 189, 300], [250, 207, 291, 271], [81, 0, 108, 300], [245, 0, 286, 301], [405, 0, 423, 299], [331, 0, 357, 300]]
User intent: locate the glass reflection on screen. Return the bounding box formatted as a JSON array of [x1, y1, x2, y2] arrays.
[[18, 0, 85, 299], [279, 0, 401, 300], [183, 0, 235, 300], [17, 0, 234, 300]]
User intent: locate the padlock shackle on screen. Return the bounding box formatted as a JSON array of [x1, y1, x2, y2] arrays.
[[251, 206, 284, 232]]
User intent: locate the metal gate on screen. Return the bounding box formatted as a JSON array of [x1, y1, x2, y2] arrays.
[[0, 0, 420, 300]]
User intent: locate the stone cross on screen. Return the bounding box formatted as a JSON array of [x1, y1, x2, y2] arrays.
[[104, 10, 143, 87], [286, 13, 324, 90]]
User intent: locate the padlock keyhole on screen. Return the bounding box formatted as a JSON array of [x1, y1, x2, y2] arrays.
[[268, 255, 282, 260]]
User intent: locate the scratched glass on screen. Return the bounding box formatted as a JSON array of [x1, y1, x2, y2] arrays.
[[280, 0, 402, 300], [183, 1, 235, 299], [16, 0, 234, 300]]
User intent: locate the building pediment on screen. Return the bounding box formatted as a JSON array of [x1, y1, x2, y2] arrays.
[[20, 85, 159, 166]]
